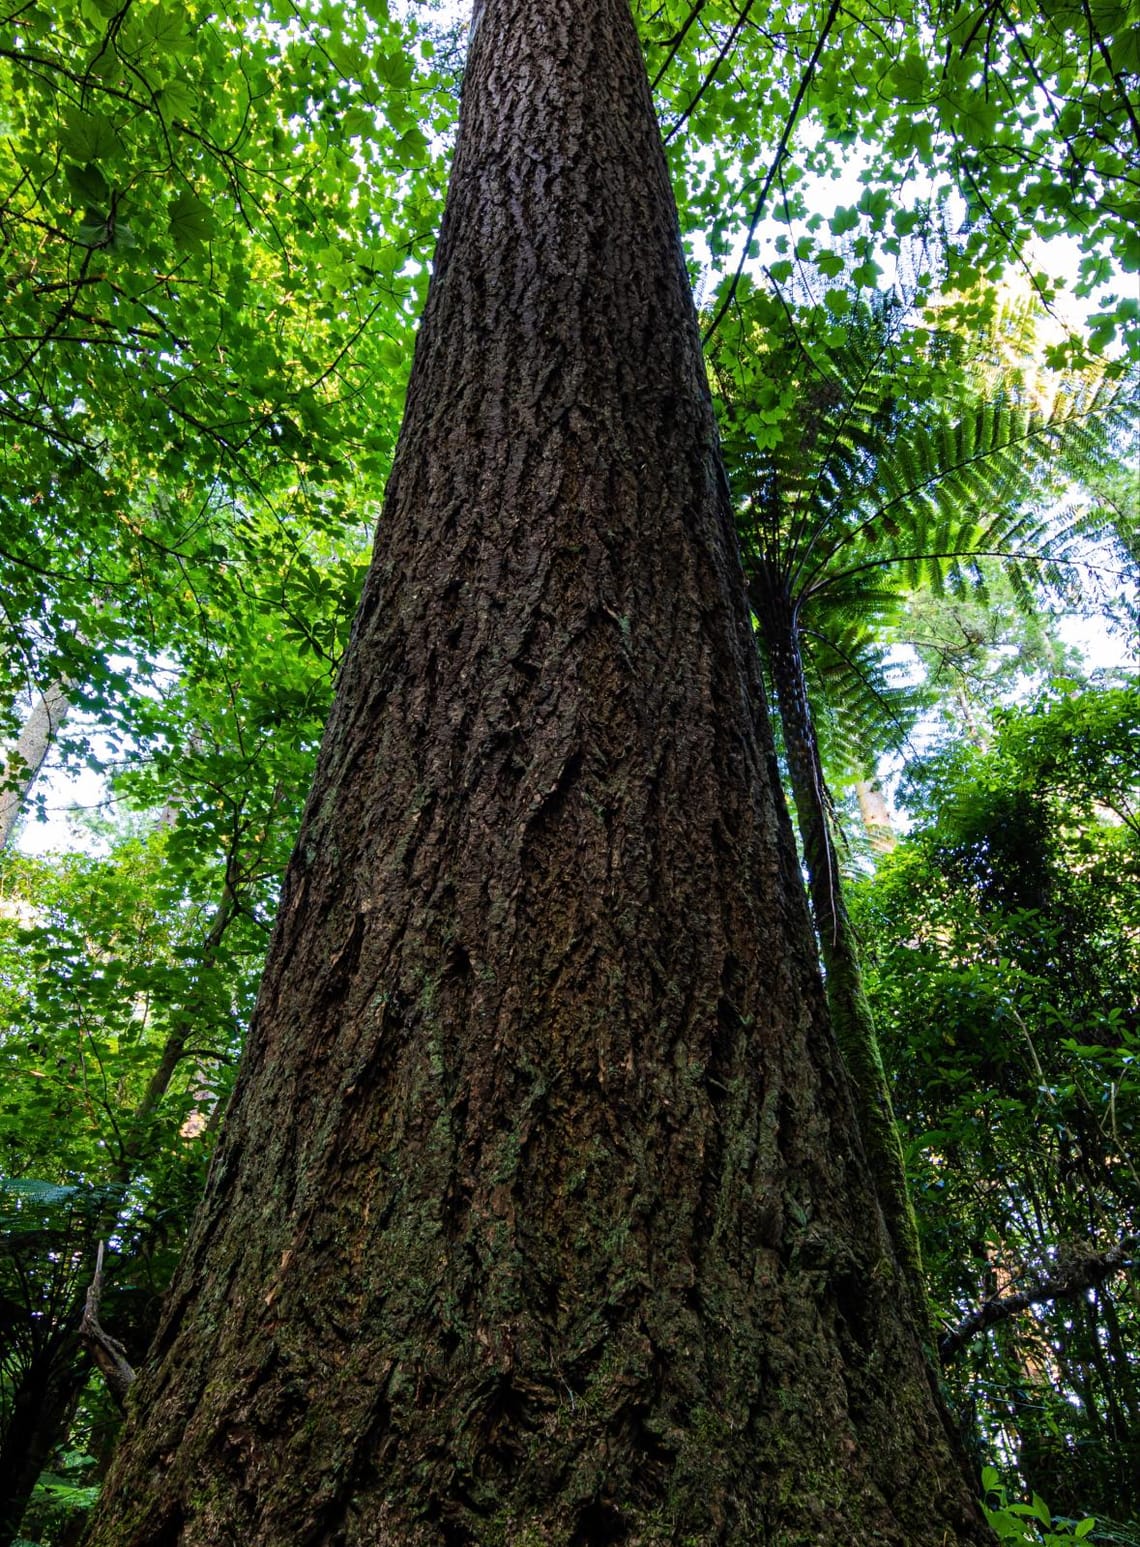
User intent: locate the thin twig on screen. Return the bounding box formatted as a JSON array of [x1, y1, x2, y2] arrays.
[[701, 0, 842, 348]]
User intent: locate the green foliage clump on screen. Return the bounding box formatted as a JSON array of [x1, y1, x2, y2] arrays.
[[855, 682, 1140, 1528], [981, 1467, 1095, 1544]]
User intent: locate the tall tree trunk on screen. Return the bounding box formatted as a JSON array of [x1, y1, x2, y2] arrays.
[[856, 779, 896, 852], [0, 678, 70, 849], [751, 563, 926, 1316], [87, 4, 989, 1543]]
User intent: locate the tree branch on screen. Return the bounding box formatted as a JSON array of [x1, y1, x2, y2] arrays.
[[664, 0, 753, 145], [79, 1241, 136, 1409], [938, 1237, 1136, 1364], [650, 0, 706, 90]]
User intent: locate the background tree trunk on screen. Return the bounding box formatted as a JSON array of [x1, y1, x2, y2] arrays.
[[0, 678, 70, 850], [856, 779, 896, 852], [0, 883, 239, 1543], [87, 3, 990, 1543]]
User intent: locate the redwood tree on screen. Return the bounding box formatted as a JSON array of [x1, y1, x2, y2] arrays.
[[86, 3, 991, 1542]]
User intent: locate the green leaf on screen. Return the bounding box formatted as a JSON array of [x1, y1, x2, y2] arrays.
[[59, 109, 120, 165], [168, 190, 215, 248], [157, 80, 198, 121], [892, 209, 923, 237], [892, 51, 929, 99], [329, 39, 368, 79], [65, 162, 111, 207], [342, 106, 375, 139], [397, 127, 429, 161], [374, 49, 413, 89], [0, 1177, 79, 1206], [852, 259, 882, 288], [856, 187, 889, 224], [78, 213, 112, 247], [140, 4, 195, 56]]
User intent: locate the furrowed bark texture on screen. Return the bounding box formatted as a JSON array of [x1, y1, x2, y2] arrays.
[[88, 3, 990, 1543]]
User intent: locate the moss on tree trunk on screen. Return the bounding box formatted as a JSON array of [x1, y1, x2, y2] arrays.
[[86, 3, 992, 1542]]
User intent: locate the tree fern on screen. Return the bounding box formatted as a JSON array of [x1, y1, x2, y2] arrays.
[[713, 286, 1135, 775], [709, 276, 1135, 1313]]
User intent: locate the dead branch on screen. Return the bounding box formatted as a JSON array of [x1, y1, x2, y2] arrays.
[[79, 1240, 136, 1409]]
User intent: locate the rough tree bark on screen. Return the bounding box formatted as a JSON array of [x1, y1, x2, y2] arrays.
[[87, 3, 991, 1543]]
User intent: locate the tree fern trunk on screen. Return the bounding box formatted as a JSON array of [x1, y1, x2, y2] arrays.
[[0, 1339, 85, 1547], [751, 562, 926, 1317], [856, 779, 896, 852]]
